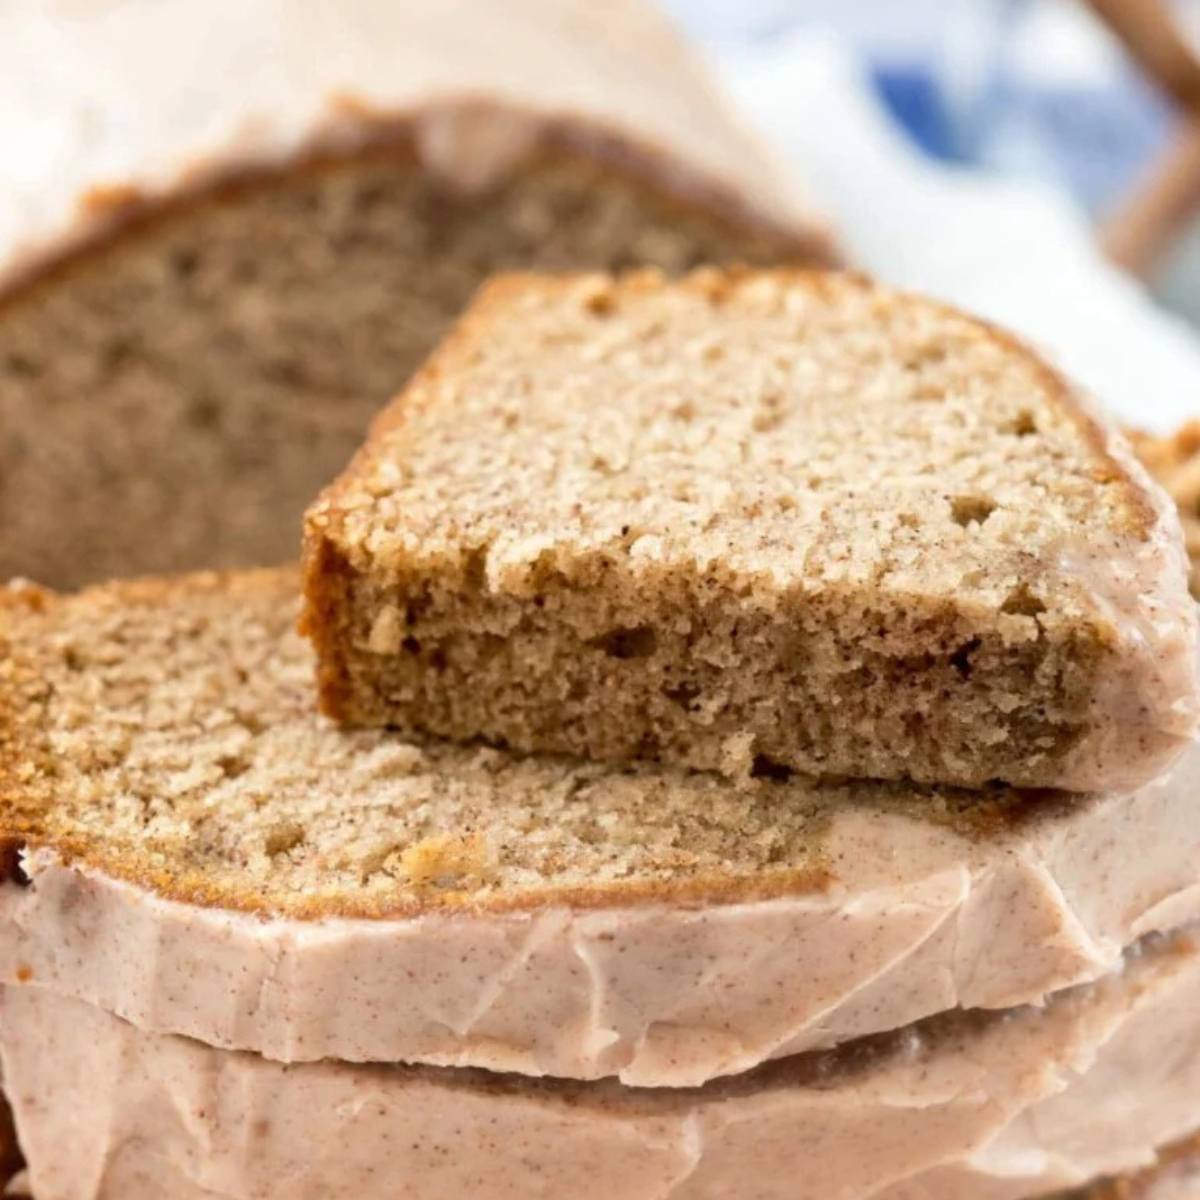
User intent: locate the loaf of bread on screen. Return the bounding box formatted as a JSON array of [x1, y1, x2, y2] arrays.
[[304, 268, 1200, 792], [0, 0, 834, 589]]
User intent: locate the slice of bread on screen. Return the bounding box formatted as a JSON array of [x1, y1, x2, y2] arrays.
[[303, 268, 1200, 793], [4, 934, 1200, 1200], [0, 0, 834, 591], [5, 567, 1200, 1085]]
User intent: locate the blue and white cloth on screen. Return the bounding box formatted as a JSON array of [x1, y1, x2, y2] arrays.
[[666, 0, 1200, 431]]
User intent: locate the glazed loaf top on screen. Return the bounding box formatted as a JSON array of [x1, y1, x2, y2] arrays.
[[0, 0, 833, 295]]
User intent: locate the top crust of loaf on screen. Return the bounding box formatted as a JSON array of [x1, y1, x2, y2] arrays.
[[304, 268, 1200, 792], [0, 566, 1110, 922], [0, 0, 836, 297]]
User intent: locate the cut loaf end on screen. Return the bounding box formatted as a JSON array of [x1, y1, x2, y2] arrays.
[[1, 140, 830, 591], [304, 268, 1200, 794]]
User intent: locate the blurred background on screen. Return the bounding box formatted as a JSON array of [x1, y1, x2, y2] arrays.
[[664, 0, 1200, 429], [673, 0, 1173, 222]]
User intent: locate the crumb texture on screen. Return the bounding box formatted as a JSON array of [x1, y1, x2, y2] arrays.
[[0, 152, 812, 591], [0, 566, 1047, 918], [0, 567, 1072, 917], [305, 269, 1198, 792]]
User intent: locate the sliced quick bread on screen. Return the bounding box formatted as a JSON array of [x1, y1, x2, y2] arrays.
[[304, 269, 1200, 792], [4, 567, 1200, 1085]]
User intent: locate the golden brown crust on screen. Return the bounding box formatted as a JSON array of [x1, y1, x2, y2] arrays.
[[296, 536, 357, 730], [0, 583, 59, 849], [1130, 421, 1200, 597], [6, 845, 835, 921]]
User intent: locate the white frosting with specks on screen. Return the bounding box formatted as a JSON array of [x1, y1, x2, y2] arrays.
[[4, 936, 1200, 1199], [4, 740, 1200, 1086]]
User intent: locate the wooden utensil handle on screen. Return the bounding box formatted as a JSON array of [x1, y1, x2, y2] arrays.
[[1085, 0, 1200, 275]]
